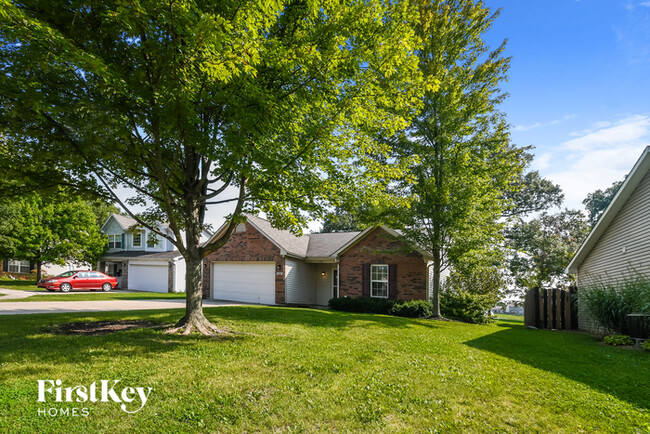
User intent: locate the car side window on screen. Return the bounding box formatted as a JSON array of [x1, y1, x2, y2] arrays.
[[91, 272, 103, 278], [78, 272, 88, 278]]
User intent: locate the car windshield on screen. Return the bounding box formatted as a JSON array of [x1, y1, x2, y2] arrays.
[[56, 271, 77, 277]]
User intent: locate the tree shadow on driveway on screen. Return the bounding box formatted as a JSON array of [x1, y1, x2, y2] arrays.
[[464, 321, 650, 410]]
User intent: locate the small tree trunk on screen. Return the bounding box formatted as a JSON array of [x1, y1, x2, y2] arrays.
[[431, 252, 442, 318], [35, 260, 42, 283]]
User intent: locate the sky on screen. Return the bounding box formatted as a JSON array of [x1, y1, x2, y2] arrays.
[[202, 0, 650, 233], [483, 0, 650, 209]]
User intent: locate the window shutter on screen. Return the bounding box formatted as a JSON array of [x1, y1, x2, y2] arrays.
[[2, 259, 7, 272], [121, 233, 125, 249], [362, 264, 370, 297], [388, 264, 397, 299]]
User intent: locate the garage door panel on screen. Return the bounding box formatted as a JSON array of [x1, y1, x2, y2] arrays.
[[129, 264, 168, 293], [212, 262, 275, 305]]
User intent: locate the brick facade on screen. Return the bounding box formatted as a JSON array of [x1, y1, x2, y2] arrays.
[[338, 227, 428, 301], [202, 224, 286, 303]]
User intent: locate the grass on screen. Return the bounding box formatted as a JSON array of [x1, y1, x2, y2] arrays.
[[0, 279, 185, 302], [0, 292, 186, 302], [0, 308, 648, 433], [0, 278, 39, 291]]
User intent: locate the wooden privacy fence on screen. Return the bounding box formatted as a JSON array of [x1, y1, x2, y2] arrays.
[[524, 287, 578, 330]]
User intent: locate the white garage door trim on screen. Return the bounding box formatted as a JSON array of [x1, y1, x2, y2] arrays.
[[129, 263, 169, 293], [211, 261, 276, 305]]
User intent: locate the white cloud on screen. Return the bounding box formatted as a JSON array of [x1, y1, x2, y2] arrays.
[[514, 114, 576, 132], [640, 1, 650, 7], [545, 115, 650, 209], [562, 115, 650, 151]]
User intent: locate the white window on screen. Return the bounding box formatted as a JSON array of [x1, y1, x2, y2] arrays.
[[108, 234, 122, 249], [132, 231, 143, 247], [8, 260, 30, 274], [370, 264, 389, 298]]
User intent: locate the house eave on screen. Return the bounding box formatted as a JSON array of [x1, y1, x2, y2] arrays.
[[565, 146, 650, 274]]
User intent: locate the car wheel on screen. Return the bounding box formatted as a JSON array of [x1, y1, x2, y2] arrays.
[[102, 283, 112, 292], [60, 283, 72, 292]]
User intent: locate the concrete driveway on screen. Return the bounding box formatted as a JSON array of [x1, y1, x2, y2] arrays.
[[0, 297, 240, 315]]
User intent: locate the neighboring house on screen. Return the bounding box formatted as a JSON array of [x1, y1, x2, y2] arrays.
[[566, 146, 650, 333], [201, 215, 433, 306], [97, 214, 201, 293], [0, 259, 34, 275]]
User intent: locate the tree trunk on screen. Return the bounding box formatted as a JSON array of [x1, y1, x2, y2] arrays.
[[35, 260, 42, 283], [166, 251, 227, 335], [431, 251, 442, 318]]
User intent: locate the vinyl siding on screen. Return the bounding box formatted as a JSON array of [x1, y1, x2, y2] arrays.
[[285, 259, 316, 304], [577, 169, 650, 332]]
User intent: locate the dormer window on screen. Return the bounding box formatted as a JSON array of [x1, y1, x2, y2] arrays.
[[132, 232, 143, 248], [107, 234, 122, 249]]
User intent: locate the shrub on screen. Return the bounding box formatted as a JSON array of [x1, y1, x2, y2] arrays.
[[328, 297, 395, 315], [642, 340, 650, 351], [440, 289, 496, 324], [390, 300, 433, 318], [603, 335, 634, 346], [580, 275, 650, 334]]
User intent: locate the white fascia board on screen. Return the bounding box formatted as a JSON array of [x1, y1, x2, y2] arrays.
[[566, 146, 650, 274]]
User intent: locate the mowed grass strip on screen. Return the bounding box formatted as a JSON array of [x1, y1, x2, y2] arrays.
[[0, 308, 648, 433], [0, 292, 186, 302], [0, 279, 185, 302]]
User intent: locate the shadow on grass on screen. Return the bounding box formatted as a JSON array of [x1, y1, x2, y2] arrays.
[[0, 310, 242, 374], [465, 321, 650, 410], [204, 305, 441, 331]]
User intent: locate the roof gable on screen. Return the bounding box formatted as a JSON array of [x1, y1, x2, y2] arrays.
[[567, 146, 650, 273]]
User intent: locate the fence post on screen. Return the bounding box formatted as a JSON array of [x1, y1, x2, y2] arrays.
[[524, 287, 539, 328]]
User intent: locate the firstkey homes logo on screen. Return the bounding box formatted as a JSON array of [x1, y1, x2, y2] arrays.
[[37, 379, 153, 416]]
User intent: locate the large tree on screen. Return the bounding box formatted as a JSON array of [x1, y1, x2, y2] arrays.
[[0, 191, 106, 281], [387, 0, 526, 317], [506, 209, 590, 294], [582, 180, 624, 226], [0, 0, 422, 334]]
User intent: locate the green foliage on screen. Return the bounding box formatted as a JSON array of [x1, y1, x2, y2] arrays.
[[0, 0, 424, 322], [390, 300, 433, 318], [642, 340, 650, 351], [444, 261, 506, 299], [503, 169, 564, 218], [328, 297, 395, 315], [582, 180, 624, 226], [507, 209, 590, 293], [440, 289, 495, 324], [0, 190, 106, 273], [603, 335, 634, 346], [320, 207, 366, 233], [580, 275, 650, 334], [386, 0, 528, 316]]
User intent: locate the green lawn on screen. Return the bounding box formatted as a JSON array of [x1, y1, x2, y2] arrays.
[[0, 308, 648, 433], [0, 292, 186, 302], [0, 279, 185, 302], [0, 278, 39, 291]]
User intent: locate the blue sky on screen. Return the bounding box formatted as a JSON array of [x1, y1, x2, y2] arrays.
[[483, 0, 650, 209]]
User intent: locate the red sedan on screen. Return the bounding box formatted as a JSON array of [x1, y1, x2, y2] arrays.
[[43, 270, 118, 292]]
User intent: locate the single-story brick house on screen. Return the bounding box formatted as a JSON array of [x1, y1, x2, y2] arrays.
[[202, 215, 434, 306], [566, 146, 650, 333]]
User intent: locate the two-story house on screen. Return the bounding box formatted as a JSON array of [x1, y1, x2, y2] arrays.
[[98, 214, 188, 293]]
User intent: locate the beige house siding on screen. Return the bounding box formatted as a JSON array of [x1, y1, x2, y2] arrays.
[[285, 258, 316, 305], [577, 169, 650, 332]]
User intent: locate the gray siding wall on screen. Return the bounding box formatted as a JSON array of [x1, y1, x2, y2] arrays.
[[577, 169, 650, 333], [314, 265, 336, 306], [285, 259, 316, 304]]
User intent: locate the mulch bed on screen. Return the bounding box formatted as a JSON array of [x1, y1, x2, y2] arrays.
[[48, 320, 166, 335]]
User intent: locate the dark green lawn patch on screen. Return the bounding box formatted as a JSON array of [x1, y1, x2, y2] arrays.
[[0, 307, 648, 432], [48, 320, 164, 335]]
